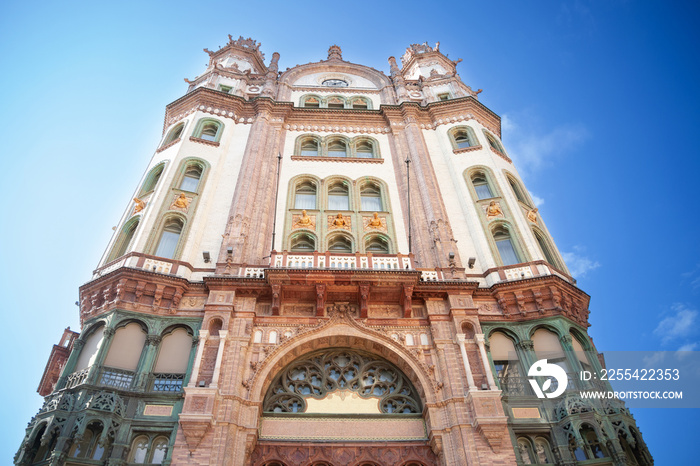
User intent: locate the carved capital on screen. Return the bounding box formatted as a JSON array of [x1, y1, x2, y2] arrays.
[[517, 339, 534, 352], [73, 339, 86, 349], [103, 328, 115, 339], [146, 335, 162, 346]]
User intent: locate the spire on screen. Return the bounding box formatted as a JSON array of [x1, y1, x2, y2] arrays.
[[327, 45, 342, 61]]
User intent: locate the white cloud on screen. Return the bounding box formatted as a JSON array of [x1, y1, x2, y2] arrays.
[[653, 304, 698, 345], [642, 352, 665, 368], [501, 114, 588, 175], [561, 247, 600, 278], [678, 343, 698, 352], [530, 193, 545, 207]]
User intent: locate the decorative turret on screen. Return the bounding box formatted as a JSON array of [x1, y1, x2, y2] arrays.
[[327, 44, 342, 61]]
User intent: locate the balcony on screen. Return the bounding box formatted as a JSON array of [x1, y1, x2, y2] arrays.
[[99, 367, 135, 390], [151, 373, 185, 392]]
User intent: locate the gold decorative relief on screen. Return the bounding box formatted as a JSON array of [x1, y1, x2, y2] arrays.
[[328, 213, 351, 231], [485, 201, 504, 220], [363, 212, 387, 232], [171, 193, 193, 211], [292, 210, 316, 230], [133, 197, 146, 213], [526, 208, 539, 223]]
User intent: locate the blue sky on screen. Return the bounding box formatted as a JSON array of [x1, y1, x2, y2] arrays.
[[1, 0, 698, 462]]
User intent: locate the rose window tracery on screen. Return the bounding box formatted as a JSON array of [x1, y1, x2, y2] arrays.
[[263, 349, 421, 414]]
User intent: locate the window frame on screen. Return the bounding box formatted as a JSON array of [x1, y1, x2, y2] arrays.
[[192, 118, 224, 143]]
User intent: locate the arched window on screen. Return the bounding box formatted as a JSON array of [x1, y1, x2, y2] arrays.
[[365, 235, 389, 254], [129, 435, 149, 463], [138, 164, 165, 197], [489, 332, 521, 390], [328, 234, 352, 253], [532, 328, 568, 374], [483, 130, 505, 154], [294, 181, 317, 209], [450, 126, 478, 149], [472, 173, 494, 200], [153, 328, 192, 392], [327, 138, 347, 157], [154, 217, 184, 259], [533, 229, 561, 269], [327, 96, 345, 109], [69, 422, 106, 460], [179, 164, 202, 192], [107, 218, 139, 262], [355, 139, 376, 158], [570, 333, 593, 372], [506, 173, 530, 205], [302, 96, 321, 108], [493, 225, 521, 266], [150, 436, 169, 464], [328, 181, 350, 210], [162, 122, 184, 147], [291, 232, 316, 252], [351, 97, 369, 109], [101, 322, 147, 389], [193, 118, 223, 142], [74, 324, 105, 372], [580, 424, 609, 459], [263, 349, 422, 414], [360, 182, 382, 211], [300, 138, 319, 157]]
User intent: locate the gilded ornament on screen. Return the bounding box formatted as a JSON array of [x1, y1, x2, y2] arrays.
[[133, 198, 146, 213], [292, 210, 315, 230], [171, 193, 192, 211], [328, 213, 351, 230], [485, 200, 504, 220], [527, 208, 539, 223]]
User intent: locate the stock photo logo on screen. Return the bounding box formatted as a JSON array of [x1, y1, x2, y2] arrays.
[[528, 359, 568, 399]]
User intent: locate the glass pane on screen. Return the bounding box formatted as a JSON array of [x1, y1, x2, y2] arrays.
[[474, 183, 493, 199], [200, 125, 218, 141], [361, 196, 382, 211], [301, 149, 318, 157], [180, 175, 200, 192], [496, 238, 520, 266], [155, 230, 181, 259], [456, 138, 472, 148], [151, 440, 168, 464], [295, 194, 316, 209], [132, 440, 148, 463], [328, 195, 349, 210], [328, 149, 346, 157]]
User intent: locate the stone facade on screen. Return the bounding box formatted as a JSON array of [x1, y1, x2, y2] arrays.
[[17, 36, 653, 466]]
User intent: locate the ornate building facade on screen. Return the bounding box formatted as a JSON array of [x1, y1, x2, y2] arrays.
[[17, 36, 653, 466]]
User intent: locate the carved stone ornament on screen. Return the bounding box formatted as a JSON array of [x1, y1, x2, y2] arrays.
[[363, 212, 387, 232], [485, 200, 504, 220], [292, 210, 316, 230], [328, 213, 351, 231], [527, 208, 539, 223], [133, 197, 146, 214], [170, 193, 193, 211]]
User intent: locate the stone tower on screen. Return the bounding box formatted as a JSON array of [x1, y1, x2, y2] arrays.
[[17, 36, 653, 466]]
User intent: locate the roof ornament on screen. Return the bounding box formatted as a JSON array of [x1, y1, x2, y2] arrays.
[[327, 45, 342, 61]]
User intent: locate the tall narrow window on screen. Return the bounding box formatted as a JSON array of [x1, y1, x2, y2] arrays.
[[472, 174, 494, 199], [300, 138, 319, 157], [108, 219, 139, 262], [328, 182, 350, 210], [139, 164, 165, 196], [355, 140, 375, 158], [507, 175, 529, 205], [580, 425, 609, 459], [294, 181, 317, 209], [532, 329, 569, 373], [74, 325, 105, 372], [484, 131, 505, 153], [179, 165, 202, 192], [155, 217, 184, 259], [534, 230, 559, 268], [489, 332, 521, 392], [150, 437, 169, 464], [153, 328, 192, 392], [327, 139, 347, 157], [129, 436, 149, 463], [493, 227, 521, 266], [571, 333, 593, 372], [360, 183, 382, 211], [162, 123, 184, 147]]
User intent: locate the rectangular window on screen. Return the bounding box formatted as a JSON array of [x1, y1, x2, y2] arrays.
[[361, 196, 382, 211], [294, 194, 316, 210], [219, 85, 232, 93], [438, 93, 450, 101], [328, 195, 349, 210], [474, 184, 493, 200]]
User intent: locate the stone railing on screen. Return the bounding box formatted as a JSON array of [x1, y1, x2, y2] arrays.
[[98, 367, 135, 390], [269, 251, 414, 271]]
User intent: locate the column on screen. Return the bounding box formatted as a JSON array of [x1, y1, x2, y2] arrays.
[[210, 330, 228, 389], [135, 335, 161, 389], [55, 339, 85, 390], [188, 330, 209, 387], [87, 327, 115, 385], [455, 334, 477, 390], [475, 334, 497, 390]]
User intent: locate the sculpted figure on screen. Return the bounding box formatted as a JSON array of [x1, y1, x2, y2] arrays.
[[173, 193, 191, 209], [486, 200, 504, 219], [296, 210, 312, 227], [333, 213, 347, 227], [527, 208, 539, 223], [133, 198, 146, 213], [368, 212, 382, 227]]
